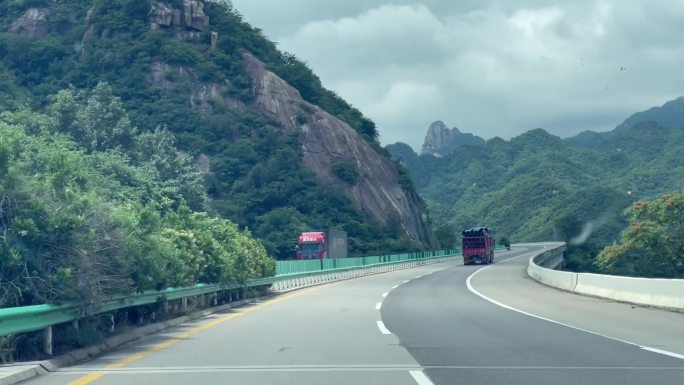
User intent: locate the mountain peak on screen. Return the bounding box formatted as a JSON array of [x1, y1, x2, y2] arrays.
[[567, 96, 684, 148], [420, 120, 484, 156], [614, 96, 684, 134], [0, 0, 437, 256]]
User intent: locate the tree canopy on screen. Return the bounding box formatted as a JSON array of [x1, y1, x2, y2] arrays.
[[389, 122, 684, 276], [0, 1, 428, 260], [597, 193, 684, 278], [0, 84, 274, 308]]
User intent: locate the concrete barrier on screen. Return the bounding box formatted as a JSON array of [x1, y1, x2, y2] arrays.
[[526, 244, 684, 311], [527, 261, 577, 292], [573, 273, 684, 310]]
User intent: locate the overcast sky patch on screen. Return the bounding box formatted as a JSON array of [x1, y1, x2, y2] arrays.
[[232, 0, 684, 150]]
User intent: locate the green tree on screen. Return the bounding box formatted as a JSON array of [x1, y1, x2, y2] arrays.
[[498, 236, 511, 249], [135, 128, 207, 210], [434, 223, 457, 249], [331, 161, 359, 185], [253, 207, 307, 259], [49, 82, 137, 153], [0, 90, 275, 308], [596, 192, 684, 277]]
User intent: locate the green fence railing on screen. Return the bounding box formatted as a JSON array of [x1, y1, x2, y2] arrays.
[[0, 245, 512, 347], [275, 248, 461, 276]]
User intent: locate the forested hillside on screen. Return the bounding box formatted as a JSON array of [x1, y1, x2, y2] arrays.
[[569, 97, 684, 148], [0, 0, 434, 266], [388, 100, 684, 274], [0, 83, 274, 308]]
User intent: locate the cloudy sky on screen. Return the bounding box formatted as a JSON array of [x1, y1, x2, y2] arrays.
[[231, 0, 684, 150]]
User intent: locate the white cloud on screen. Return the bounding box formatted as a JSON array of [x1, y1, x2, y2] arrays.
[[232, 0, 684, 150]]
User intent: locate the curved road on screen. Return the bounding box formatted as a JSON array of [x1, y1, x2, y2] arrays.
[[383, 246, 684, 384], [23, 246, 684, 385]]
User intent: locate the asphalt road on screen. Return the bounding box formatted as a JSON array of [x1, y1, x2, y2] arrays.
[[382, 246, 684, 385], [22, 246, 684, 385], [24, 262, 452, 385]]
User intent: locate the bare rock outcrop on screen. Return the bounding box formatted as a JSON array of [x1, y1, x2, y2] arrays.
[[196, 154, 211, 174], [183, 0, 209, 31], [242, 53, 436, 246], [421, 120, 485, 156], [150, 61, 247, 116], [149, 1, 174, 29], [9, 8, 49, 40], [149, 0, 209, 32]]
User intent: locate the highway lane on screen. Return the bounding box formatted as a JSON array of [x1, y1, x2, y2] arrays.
[[20, 246, 684, 385], [382, 246, 684, 385], [470, 246, 684, 356], [23, 261, 456, 385]]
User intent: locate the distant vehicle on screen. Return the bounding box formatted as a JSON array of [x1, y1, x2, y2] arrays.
[[296, 230, 347, 260], [462, 227, 495, 265]]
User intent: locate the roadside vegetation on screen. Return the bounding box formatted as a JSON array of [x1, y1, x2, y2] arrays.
[[0, 0, 426, 260], [597, 192, 684, 278], [0, 83, 274, 309], [389, 120, 684, 278]]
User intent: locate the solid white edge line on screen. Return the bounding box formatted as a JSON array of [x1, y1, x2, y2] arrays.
[[382, 292, 389, 298], [641, 347, 684, 360], [403, 280, 410, 284], [465, 249, 684, 361], [377, 320, 392, 335], [409, 370, 435, 385], [416, 275, 423, 279], [392, 285, 399, 289], [375, 302, 382, 310]]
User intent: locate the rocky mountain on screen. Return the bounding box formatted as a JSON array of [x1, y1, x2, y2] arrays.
[[0, 0, 436, 256], [241, 53, 435, 245], [388, 110, 684, 272], [613, 96, 684, 134], [568, 97, 684, 148], [420, 120, 485, 156]]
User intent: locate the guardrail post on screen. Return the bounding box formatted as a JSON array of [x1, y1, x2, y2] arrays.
[[43, 326, 53, 356], [181, 297, 188, 312]]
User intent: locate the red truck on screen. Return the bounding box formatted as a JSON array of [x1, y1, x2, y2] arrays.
[[462, 227, 495, 265], [295, 230, 347, 260]]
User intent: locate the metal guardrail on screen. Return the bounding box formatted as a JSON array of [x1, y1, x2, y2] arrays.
[[270, 253, 463, 292], [275, 249, 460, 275], [0, 283, 235, 337], [0, 247, 481, 353], [532, 246, 566, 269], [0, 246, 507, 357]]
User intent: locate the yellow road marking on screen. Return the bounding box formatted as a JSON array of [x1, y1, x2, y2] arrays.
[[66, 373, 103, 385], [66, 284, 331, 385]]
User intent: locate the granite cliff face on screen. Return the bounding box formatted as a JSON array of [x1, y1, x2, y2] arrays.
[[421, 121, 485, 156], [3, 0, 437, 249], [8, 8, 49, 40], [242, 54, 436, 246], [149, 0, 209, 36], [136, 1, 435, 246]]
